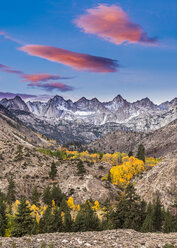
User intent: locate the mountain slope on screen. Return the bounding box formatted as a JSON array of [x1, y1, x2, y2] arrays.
[[0, 104, 117, 203], [135, 154, 177, 209], [85, 118, 177, 157]]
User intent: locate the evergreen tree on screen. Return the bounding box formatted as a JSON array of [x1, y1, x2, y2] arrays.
[[153, 196, 162, 231], [51, 185, 65, 207], [12, 196, 34, 237], [74, 201, 100, 232], [63, 209, 73, 232], [128, 151, 133, 157], [52, 207, 63, 232], [60, 199, 69, 212], [141, 203, 155, 232], [136, 144, 145, 162], [163, 209, 173, 233], [7, 177, 16, 209], [30, 186, 40, 206], [49, 162, 57, 180], [0, 198, 7, 236], [107, 171, 112, 183], [113, 184, 145, 231], [77, 160, 86, 176], [39, 207, 55, 233], [42, 186, 52, 205]]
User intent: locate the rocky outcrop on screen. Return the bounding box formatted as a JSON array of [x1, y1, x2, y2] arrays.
[[0, 230, 177, 248], [135, 154, 177, 209]]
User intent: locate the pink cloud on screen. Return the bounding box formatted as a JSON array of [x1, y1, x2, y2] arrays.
[[74, 4, 157, 45], [22, 73, 70, 82], [28, 82, 74, 92], [20, 44, 118, 72], [0, 64, 23, 74]]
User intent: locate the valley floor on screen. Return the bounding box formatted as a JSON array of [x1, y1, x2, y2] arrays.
[[0, 230, 177, 248]]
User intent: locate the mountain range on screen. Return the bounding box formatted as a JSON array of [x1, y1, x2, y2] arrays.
[[0, 94, 177, 143]]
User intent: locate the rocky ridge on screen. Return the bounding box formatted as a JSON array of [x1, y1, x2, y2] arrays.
[[0, 95, 176, 143]]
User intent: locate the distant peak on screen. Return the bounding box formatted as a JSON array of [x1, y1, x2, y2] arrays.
[[14, 95, 24, 102], [77, 97, 88, 102], [113, 94, 126, 102]]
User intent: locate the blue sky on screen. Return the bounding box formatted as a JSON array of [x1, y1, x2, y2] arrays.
[[0, 0, 177, 103]]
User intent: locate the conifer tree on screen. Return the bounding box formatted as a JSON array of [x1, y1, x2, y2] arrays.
[[12, 196, 34, 237], [128, 151, 133, 157], [49, 162, 57, 180], [39, 207, 54, 233], [0, 198, 7, 236], [63, 209, 73, 232], [7, 177, 16, 210], [52, 207, 63, 232], [113, 184, 145, 231], [163, 209, 173, 233], [141, 203, 155, 232], [153, 196, 162, 231], [31, 186, 40, 206], [107, 171, 112, 183], [42, 186, 52, 205], [136, 144, 145, 162], [51, 185, 65, 207], [77, 160, 86, 176], [74, 201, 100, 232]]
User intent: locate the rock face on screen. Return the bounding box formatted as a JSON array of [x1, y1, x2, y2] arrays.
[[85, 118, 177, 157], [135, 154, 177, 209], [0, 229, 177, 248], [0, 95, 176, 143]]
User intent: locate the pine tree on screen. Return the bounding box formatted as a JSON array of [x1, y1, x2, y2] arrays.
[[42, 186, 52, 205], [39, 207, 55, 233], [12, 196, 34, 237], [141, 203, 155, 232], [107, 171, 112, 183], [77, 160, 86, 176], [153, 196, 162, 231], [163, 209, 173, 233], [74, 201, 100, 232], [128, 151, 133, 157], [136, 144, 145, 162], [0, 198, 7, 236], [30, 186, 40, 206], [63, 209, 73, 232], [51, 185, 65, 207], [113, 184, 145, 231], [7, 177, 16, 209], [52, 207, 63, 232], [49, 162, 57, 180]]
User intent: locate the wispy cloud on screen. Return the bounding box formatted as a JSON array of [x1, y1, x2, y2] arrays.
[[19, 44, 119, 72], [28, 82, 74, 92], [0, 30, 25, 45], [74, 4, 157, 46], [22, 73, 71, 82], [0, 64, 23, 75]]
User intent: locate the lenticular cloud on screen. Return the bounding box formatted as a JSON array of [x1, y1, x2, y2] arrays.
[[20, 44, 118, 73], [74, 4, 157, 45]]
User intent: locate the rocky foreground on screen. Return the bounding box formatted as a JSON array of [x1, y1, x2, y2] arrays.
[[0, 230, 177, 248]]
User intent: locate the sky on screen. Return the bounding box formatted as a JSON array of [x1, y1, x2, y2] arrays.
[[0, 0, 177, 104]]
